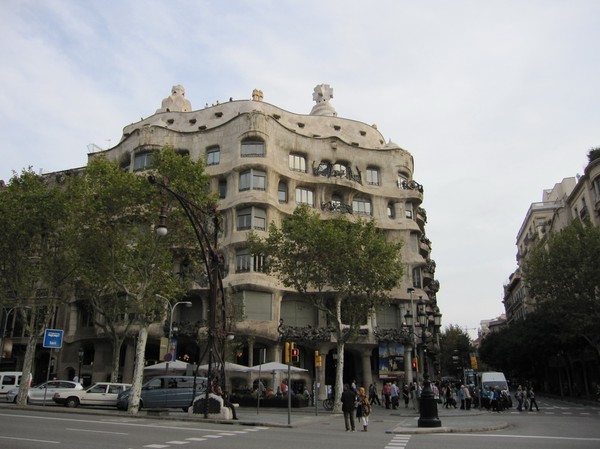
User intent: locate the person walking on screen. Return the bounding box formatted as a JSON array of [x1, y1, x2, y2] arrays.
[[356, 386, 371, 431], [341, 383, 357, 432], [527, 386, 539, 411], [390, 381, 400, 409], [382, 382, 391, 409], [368, 383, 381, 406], [516, 385, 524, 411], [402, 384, 410, 408]]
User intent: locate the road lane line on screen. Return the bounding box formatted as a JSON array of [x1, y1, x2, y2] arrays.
[[0, 435, 60, 444], [65, 427, 128, 435], [436, 433, 600, 442]]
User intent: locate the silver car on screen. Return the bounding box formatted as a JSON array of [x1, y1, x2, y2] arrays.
[[6, 380, 83, 404], [53, 382, 131, 408]]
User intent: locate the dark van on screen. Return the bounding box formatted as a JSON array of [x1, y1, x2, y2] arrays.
[[116, 375, 206, 410]]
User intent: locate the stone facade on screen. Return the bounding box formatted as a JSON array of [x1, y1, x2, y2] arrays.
[[19, 85, 438, 394]]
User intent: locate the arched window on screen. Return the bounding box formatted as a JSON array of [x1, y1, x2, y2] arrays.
[[352, 197, 372, 216], [133, 152, 153, 172], [241, 139, 265, 157]]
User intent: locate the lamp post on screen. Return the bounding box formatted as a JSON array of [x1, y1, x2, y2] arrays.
[[405, 288, 416, 387], [148, 175, 229, 418], [156, 294, 192, 372], [78, 347, 84, 381], [406, 297, 442, 428], [0, 307, 16, 362]]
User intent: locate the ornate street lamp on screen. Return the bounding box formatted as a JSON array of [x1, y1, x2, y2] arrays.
[[78, 347, 84, 382], [415, 297, 442, 428], [149, 175, 230, 419]]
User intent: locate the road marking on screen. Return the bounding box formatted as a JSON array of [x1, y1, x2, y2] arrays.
[[438, 433, 600, 442], [202, 434, 223, 438], [0, 436, 60, 444], [143, 445, 169, 448], [385, 434, 410, 449], [65, 427, 128, 435], [186, 437, 207, 441], [165, 441, 189, 445]]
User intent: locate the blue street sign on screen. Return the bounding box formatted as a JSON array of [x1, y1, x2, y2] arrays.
[[43, 329, 64, 349]]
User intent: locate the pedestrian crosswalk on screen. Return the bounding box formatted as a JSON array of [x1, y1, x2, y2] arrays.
[[384, 434, 411, 449], [142, 427, 269, 448]]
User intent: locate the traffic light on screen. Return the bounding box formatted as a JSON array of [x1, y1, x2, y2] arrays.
[[291, 342, 300, 364], [314, 350, 322, 368], [412, 357, 418, 370], [284, 342, 291, 364]]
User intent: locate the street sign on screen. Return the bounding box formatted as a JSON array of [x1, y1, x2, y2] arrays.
[[43, 329, 63, 349]]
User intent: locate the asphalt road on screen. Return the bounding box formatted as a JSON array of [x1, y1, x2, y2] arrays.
[[0, 395, 598, 449]]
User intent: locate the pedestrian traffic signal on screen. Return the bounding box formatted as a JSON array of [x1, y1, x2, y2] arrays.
[[290, 342, 300, 364], [284, 341, 291, 364], [412, 357, 418, 370]]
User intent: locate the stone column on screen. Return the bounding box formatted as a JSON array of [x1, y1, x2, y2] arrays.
[[360, 348, 374, 388]]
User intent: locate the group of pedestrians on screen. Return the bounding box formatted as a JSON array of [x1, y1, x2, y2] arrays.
[[341, 383, 372, 432], [515, 385, 539, 411]]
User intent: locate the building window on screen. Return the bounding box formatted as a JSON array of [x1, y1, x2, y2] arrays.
[[376, 304, 399, 329], [405, 202, 414, 219], [410, 233, 419, 252], [206, 146, 220, 165], [241, 139, 265, 157], [593, 176, 600, 199], [239, 169, 266, 191], [387, 202, 395, 219], [397, 172, 408, 189], [280, 298, 317, 327], [233, 290, 272, 321], [133, 152, 153, 172], [236, 206, 266, 231], [235, 249, 265, 273], [412, 267, 422, 288], [295, 187, 314, 207], [332, 162, 348, 177], [289, 154, 307, 172], [366, 167, 380, 186], [278, 181, 288, 203], [218, 179, 227, 199], [332, 194, 342, 209], [352, 197, 372, 216]]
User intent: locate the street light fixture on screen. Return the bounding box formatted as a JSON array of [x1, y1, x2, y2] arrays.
[[148, 175, 230, 419], [415, 297, 442, 428], [156, 294, 193, 372], [78, 347, 84, 381]]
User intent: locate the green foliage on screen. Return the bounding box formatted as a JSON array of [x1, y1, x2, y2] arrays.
[[522, 219, 600, 351], [249, 205, 404, 330], [439, 325, 473, 376], [588, 147, 600, 163]]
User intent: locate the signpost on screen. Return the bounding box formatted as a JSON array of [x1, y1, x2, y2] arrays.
[[42, 329, 63, 405]]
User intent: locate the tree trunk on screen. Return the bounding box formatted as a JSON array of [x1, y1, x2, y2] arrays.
[[333, 297, 344, 413], [16, 332, 38, 406], [127, 326, 148, 415], [110, 334, 124, 383]]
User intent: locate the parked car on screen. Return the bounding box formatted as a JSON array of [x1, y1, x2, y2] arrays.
[[53, 382, 131, 408], [1, 372, 31, 399], [6, 380, 83, 404], [116, 375, 206, 411]]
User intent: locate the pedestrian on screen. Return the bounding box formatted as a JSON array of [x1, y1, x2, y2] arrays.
[[216, 386, 238, 420], [463, 384, 472, 410], [356, 386, 371, 431], [368, 383, 381, 406], [458, 385, 465, 409], [527, 386, 539, 411], [341, 383, 357, 432], [516, 385, 524, 411], [402, 384, 410, 408], [390, 381, 400, 409], [382, 382, 391, 409]]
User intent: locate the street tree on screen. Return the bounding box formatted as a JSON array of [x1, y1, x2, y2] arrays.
[[523, 219, 600, 357], [439, 325, 472, 379], [249, 205, 403, 412], [0, 169, 76, 405]]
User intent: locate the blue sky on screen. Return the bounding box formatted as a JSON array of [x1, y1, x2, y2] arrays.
[[2, 0, 599, 339]]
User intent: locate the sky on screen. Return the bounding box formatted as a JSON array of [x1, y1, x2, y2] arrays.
[[1, 0, 598, 340]]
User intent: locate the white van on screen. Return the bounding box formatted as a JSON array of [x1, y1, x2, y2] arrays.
[[0, 372, 29, 398], [479, 371, 509, 391]]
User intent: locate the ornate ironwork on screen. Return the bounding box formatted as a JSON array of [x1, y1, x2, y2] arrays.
[[321, 201, 353, 214], [312, 161, 362, 183], [373, 326, 412, 343], [399, 179, 424, 193]]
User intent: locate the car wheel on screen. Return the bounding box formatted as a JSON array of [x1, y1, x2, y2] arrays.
[[65, 397, 79, 408]]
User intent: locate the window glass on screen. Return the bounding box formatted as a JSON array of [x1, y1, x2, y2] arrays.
[[405, 202, 414, 219], [295, 187, 314, 207], [366, 167, 380, 185], [278, 181, 288, 203], [237, 208, 252, 230], [412, 267, 422, 288], [207, 146, 220, 165], [289, 154, 307, 172], [236, 248, 251, 272], [352, 198, 372, 216], [387, 202, 395, 218], [239, 169, 266, 191], [133, 153, 153, 172], [218, 179, 227, 199], [241, 140, 265, 157]]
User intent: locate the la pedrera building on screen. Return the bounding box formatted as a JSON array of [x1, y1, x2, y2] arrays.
[[16, 84, 441, 396]]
